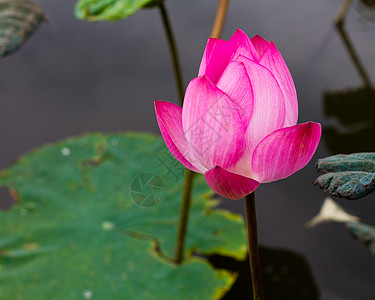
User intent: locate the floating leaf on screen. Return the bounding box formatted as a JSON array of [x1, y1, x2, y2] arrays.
[[346, 222, 375, 255], [314, 171, 375, 200], [0, 132, 247, 300], [305, 197, 360, 227], [316, 153, 375, 173], [0, 0, 47, 57], [75, 0, 163, 22], [314, 153, 375, 199]]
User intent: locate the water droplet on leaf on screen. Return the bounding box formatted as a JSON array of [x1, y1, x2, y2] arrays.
[[82, 290, 93, 299], [61, 147, 71, 156], [101, 221, 114, 231]]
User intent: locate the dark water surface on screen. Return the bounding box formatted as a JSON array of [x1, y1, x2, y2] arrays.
[[1, 0, 375, 299]]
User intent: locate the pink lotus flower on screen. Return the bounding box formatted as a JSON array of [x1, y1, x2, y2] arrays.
[[155, 29, 321, 200]]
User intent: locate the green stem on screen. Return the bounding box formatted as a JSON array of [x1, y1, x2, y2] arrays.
[[210, 0, 231, 38], [174, 169, 194, 264], [158, 3, 185, 106], [334, 0, 352, 28], [245, 192, 263, 300], [158, 2, 194, 264], [335, 0, 373, 89]]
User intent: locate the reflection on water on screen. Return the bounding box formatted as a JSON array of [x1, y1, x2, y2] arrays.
[[323, 87, 375, 154], [209, 246, 320, 300], [335, 0, 373, 89], [324, 0, 375, 154], [360, 0, 375, 7], [357, 0, 375, 22]]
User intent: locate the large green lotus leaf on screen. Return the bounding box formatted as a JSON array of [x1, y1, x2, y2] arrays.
[[0, 0, 47, 57], [75, 0, 163, 21], [314, 153, 375, 200], [0, 132, 247, 300]]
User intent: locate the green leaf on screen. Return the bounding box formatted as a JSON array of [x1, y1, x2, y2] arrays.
[[316, 153, 375, 173], [0, 132, 247, 300], [0, 0, 47, 57], [346, 222, 375, 255], [75, 0, 163, 22], [314, 153, 375, 200]]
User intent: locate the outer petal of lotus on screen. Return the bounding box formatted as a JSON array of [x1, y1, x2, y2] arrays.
[[233, 55, 286, 178], [259, 42, 298, 127], [251, 122, 322, 183], [205, 166, 260, 200], [154, 100, 206, 173], [182, 76, 246, 171], [229, 28, 259, 61], [198, 38, 236, 84]]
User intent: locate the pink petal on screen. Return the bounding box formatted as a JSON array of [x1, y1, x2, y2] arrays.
[[250, 35, 270, 59], [216, 61, 254, 128], [198, 38, 236, 84], [205, 166, 260, 200], [234, 56, 286, 176], [182, 76, 245, 171], [259, 42, 298, 126], [229, 28, 260, 61], [251, 122, 322, 183], [154, 100, 206, 173]]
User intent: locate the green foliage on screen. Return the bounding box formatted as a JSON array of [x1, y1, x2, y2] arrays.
[[0, 132, 247, 300], [75, 0, 163, 21], [314, 153, 375, 200], [0, 0, 47, 57]]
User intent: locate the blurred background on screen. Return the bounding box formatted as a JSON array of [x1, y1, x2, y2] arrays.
[[0, 0, 375, 299]]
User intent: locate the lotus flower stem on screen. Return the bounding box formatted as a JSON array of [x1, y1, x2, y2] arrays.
[[174, 170, 194, 264], [334, 0, 352, 28], [210, 0, 231, 38], [158, 2, 194, 264], [158, 3, 185, 106], [245, 192, 264, 300]]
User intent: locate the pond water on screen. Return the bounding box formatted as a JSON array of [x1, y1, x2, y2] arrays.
[[1, 0, 375, 299]]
